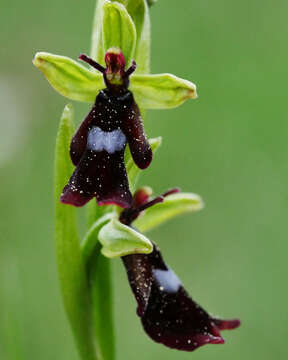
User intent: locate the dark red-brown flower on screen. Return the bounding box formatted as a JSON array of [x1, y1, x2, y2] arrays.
[[122, 244, 240, 351], [61, 49, 152, 208], [120, 188, 240, 351]]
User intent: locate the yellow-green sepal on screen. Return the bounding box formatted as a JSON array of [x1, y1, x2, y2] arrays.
[[127, 0, 150, 73], [98, 218, 153, 258], [102, 0, 136, 65], [134, 192, 204, 233], [130, 73, 197, 109], [33, 52, 103, 102], [33, 52, 197, 109]]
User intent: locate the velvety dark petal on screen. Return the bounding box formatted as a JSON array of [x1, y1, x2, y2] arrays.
[[121, 93, 152, 169], [122, 244, 240, 352], [61, 126, 132, 208]]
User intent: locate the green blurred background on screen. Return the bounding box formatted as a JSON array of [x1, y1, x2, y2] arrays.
[[0, 0, 287, 359]]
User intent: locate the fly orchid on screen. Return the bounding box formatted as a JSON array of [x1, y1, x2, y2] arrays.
[[117, 188, 241, 351], [61, 49, 152, 208]]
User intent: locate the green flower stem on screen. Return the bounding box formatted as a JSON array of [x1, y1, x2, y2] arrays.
[[85, 194, 116, 360], [83, 200, 116, 360], [88, 251, 115, 360], [84, 1, 132, 359], [55, 105, 98, 360], [82, 213, 114, 263], [86, 1, 155, 353], [85, 190, 115, 360]]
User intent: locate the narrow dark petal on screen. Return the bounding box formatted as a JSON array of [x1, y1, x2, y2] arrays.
[[120, 194, 164, 225], [120, 187, 180, 226], [136, 196, 164, 213], [125, 60, 137, 77], [79, 54, 105, 73], [70, 107, 94, 166], [121, 94, 152, 169], [212, 318, 241, 330], [122, 244, 240, 352], [162, 187, 181, 197]]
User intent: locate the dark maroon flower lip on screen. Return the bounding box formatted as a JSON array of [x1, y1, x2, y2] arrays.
[[122, 243, 240, 352], [60, 121, 132, 208], [120, 189, 240, 352], [60, 52, 152, 208], [97, 197, 131, 208]]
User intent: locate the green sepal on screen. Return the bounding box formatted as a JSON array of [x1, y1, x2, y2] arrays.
[[54, 105, 97, 360], [130, 73, 197, 109], [102, 1, 136, 65], [127, 0, 150, 73], [98, 218, 153, 258], [125, 136, 162, 191], [134, 192, 204, 233], [90, 0, 131, 63], [90, 0, 106, 64], [33, 52, 103, 102], [33, 52, 197, 109]]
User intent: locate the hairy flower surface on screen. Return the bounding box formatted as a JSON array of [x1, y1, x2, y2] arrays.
[[119, 188, 240, 351], [61, 49, 152, 208]]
